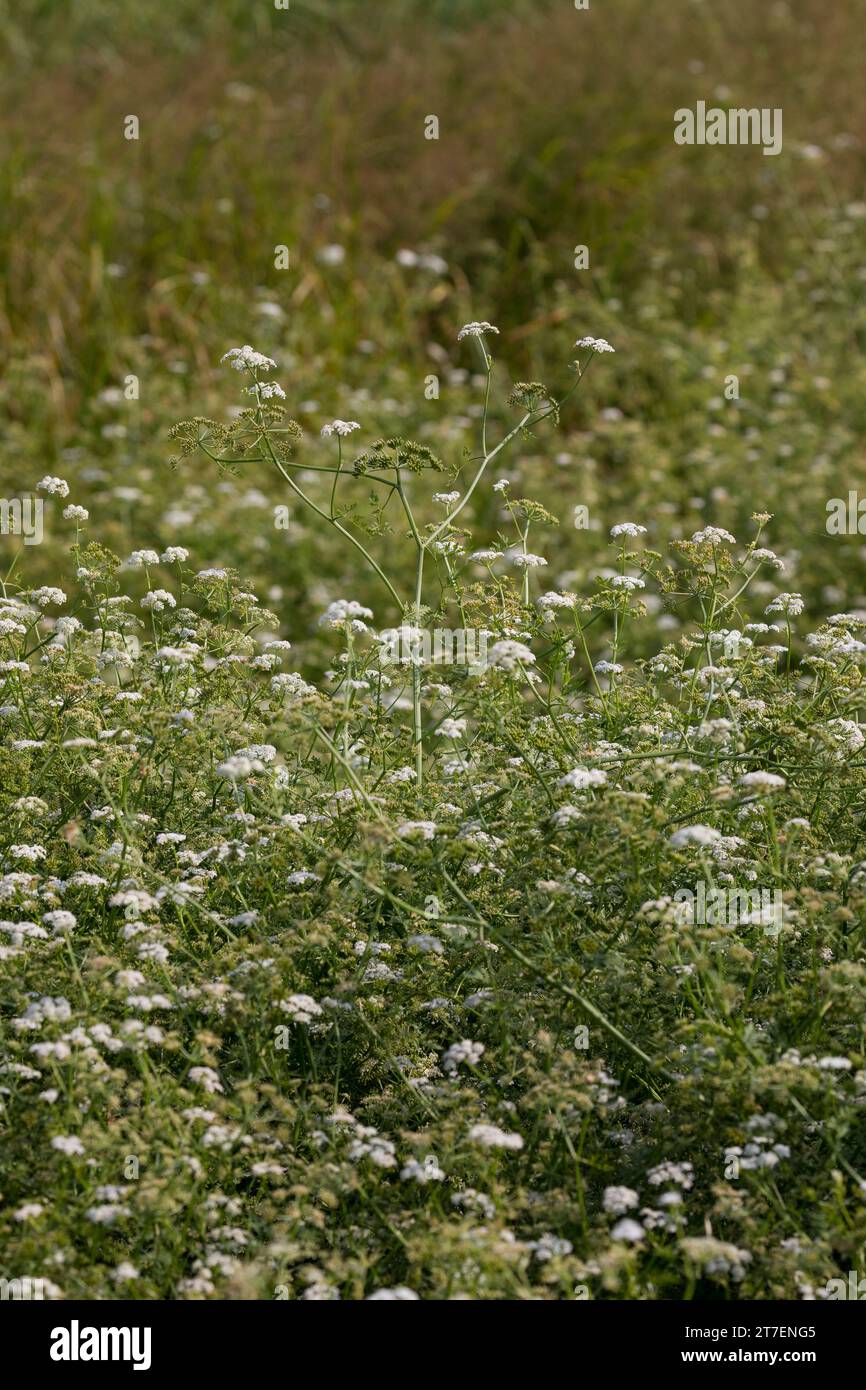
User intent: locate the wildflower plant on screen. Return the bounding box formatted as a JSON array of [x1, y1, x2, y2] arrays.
[[4, 0, 866, 1310], [171, 330, 606, 788], [3, 324, 866, 1303]]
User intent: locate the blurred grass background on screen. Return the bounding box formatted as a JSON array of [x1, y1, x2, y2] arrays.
[[1, 0, 865, 633]]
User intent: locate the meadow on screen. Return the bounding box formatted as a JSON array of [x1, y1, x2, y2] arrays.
[[2, 0, 866, 1301]]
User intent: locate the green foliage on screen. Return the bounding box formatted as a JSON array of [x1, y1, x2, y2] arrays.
[[2, 337, 866, 1301], [2, 0, 866, 1305]]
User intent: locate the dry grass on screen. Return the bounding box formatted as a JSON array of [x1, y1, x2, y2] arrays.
[[1, 0, 864, 396]]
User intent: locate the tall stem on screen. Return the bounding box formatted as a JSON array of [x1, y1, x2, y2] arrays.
[[397, 473, 427, 792], [259, 430, 404, 609], [412, 545, 425, 790], [426, 411, 532, 549]]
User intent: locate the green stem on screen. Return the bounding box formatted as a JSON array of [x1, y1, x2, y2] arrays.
[[259, 430, 404, 610]]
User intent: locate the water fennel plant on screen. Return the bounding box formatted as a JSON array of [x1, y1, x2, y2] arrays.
[[169, 327, 612, 790]]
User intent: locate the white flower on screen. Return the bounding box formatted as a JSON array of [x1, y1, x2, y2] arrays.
[[437, 718, 467, 739], [442, 1040, 485, 1073], [115, 970, 146, 990], [486, 639, 535, 671], [765, 592, 804, 617], [510, 552, 548, 569], [86, 1204, 130, 1225], [127, 549, 160, 568], [16, 998, 72, 1029], [386, 766, 416, 784], [13, 1203, 46, 1221], [319, 420, 362, 440], [51, 1135, 85, 1156], [30, 587, 66, 607], [468, 1123, 524, 1150], [8, 844, 46, 862], [396, 820, 437, 841], [36, 476, 70, 497], [216, 755, 258, 781], [160, 547, 189, 563], [407, 933, 444, 954], [738, 770, 786, 795], [271, 672, 317, 699], [109, 888, 159, 912], [574, 335, 615, 353], [537, 590, 577, 610], [366, 1287, 420, 1300], [52, 616, 81, 642], [319, 599, 374, 628], [140, 589, 176, 612], [691, 527, 736, 546], [317, 244, 346, 266], [221, 345, 277, 372], [237, 743, 277, 764], [557, 767, 607, 791], [610, 1218, 645, 1242], [280, 994, 323, 1025], [42, 910, 76, 936], [669, 824, 722, 848], [62, 505, 89, 521], [750, 547, 783, 569], [349, 1130, 397, 1168], [458, 321, 499, 340], [603, 1186, 640, 1215], [611, 575, 645, 591], [610, 522, 647, 538], [647, 1160, 694, 1188], [188, 1066, 224, 1094], [396, 249, 448, 274]]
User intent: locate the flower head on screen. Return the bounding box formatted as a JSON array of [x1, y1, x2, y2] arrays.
[[574, 335, 615, 353], [36, 476, 70, 498], [221, 345, 277, 372], [321, 420, 361, 438], [458, 321, 499, 340]]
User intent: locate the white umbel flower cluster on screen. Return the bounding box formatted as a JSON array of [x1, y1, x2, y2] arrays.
[[221, 345, 277, 372], [457, 321, 499, 340], [574, 335, 615, 353]]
